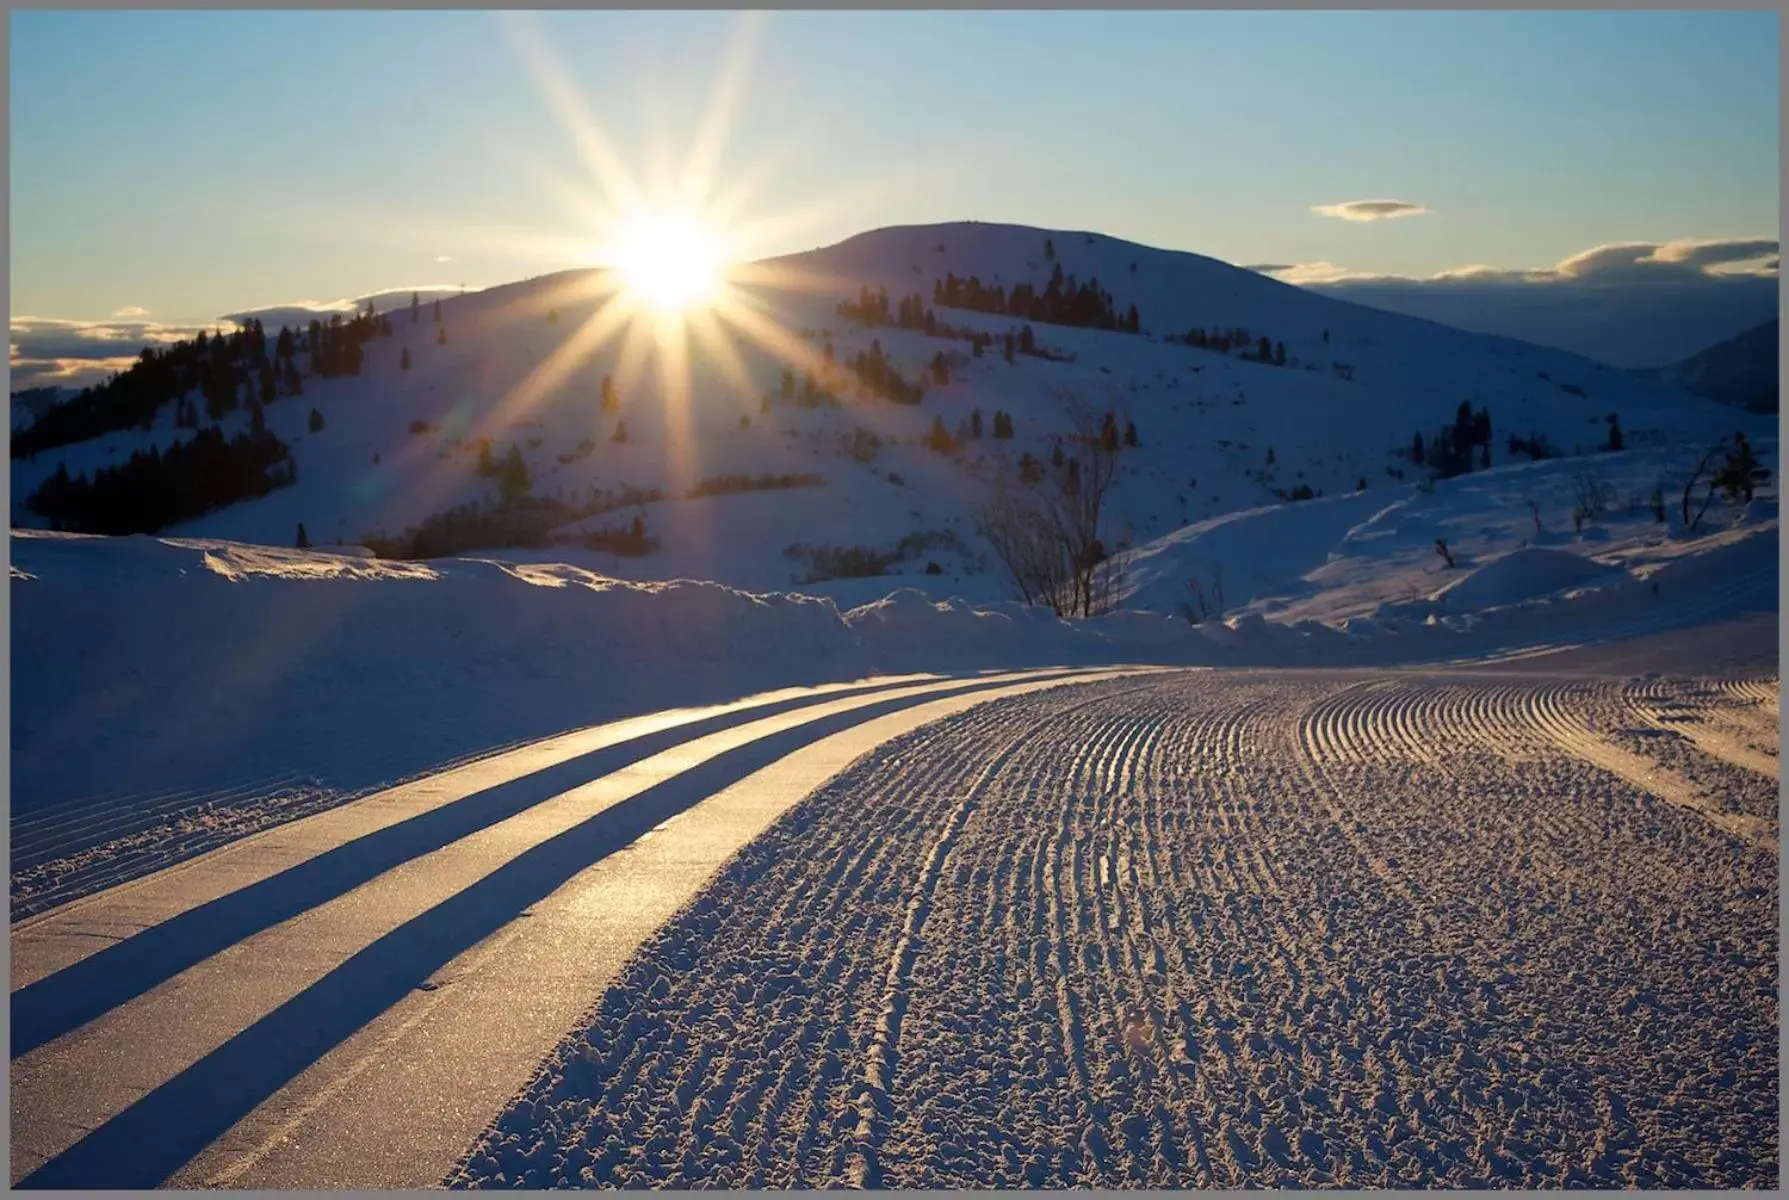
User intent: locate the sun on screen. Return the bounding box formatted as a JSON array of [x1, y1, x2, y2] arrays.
[[609, 214, 725, 314]]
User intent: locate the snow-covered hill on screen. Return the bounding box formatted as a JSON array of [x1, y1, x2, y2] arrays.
[[11, 221, 1771, 601]]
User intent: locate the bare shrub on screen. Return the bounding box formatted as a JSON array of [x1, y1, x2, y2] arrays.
[[1179, 568, 1226, 625], [976, 390, 1126, 617], [1681, 443, 1725, 533], [1572, 470, 1616, 531]]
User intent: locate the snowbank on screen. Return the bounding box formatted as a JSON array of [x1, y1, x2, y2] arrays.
[[12, 502, 1778, 816], [1432, 547, 1625, 611]]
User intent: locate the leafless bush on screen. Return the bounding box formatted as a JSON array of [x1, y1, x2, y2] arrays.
[[1681, 443, 1724, 532], [976, 390, 1126, 617], [1434, 538, 1456, 569], [1179, 568, 1226, 625], [1572, 470, 1616, 531]]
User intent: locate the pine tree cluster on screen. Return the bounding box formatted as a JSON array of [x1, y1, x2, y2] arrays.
[[933, 266, 1140, 334], [15, 319, 288, 457], [27, 426, 297, 535], [846, 340, 925, 405]]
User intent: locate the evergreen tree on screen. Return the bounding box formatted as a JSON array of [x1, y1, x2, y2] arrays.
[[401, 347, 412, 371], [498, 444, 530, 505], [1274, 341, 1286, 367], [411, 292, 420, 323], [433, 298, 442, 323], [971, 408, 983, 439], [1412, 431, 1426, 465], [1124, 420, 1139, 448], [1257, 335, 1272, 361], [932, 351, 950, 386], [1019, 325, 1036, 355], [1051, 443, 1065, 469], [296, 522, 310, 549], [612, 419, 629, 444], [973, 338, 985, 359], [1322, 329, 1330, 344], [1044, 238, 1055, 260], [477, 440, 496, 477], [308, 407, 324, 432], [780, 366, 796, 400], [1606, 414, 1624, 452], [1100, 411, 1120, 453], [1716, 432, 1769, 503], [1266, 446, 1276, 466], [926, 415, 953, 454], [1003, 332, 1016, 364], [437, 325, 447, 346], [249, 399, 266, 435], [276, 325, 295, 360]]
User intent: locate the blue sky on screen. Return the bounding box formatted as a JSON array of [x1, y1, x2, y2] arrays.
[[10, 9, 1780, 326]]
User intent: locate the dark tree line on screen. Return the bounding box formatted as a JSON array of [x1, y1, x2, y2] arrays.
[[306, 303, 395, 378], [12, 299, 405, 460], [26, 426, 296, 535], [933, 265, 1140, 334], [1180, 326, 1283, 365], [846, 340, 925, 405], [838, 285, 893, 326], [14, 319, 284, 458], [1415, 401, 1494, 479]]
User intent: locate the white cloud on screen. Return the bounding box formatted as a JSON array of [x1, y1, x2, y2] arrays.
[[1311, 199, 1429, 223], [1258, 261, 1393, 286], [111, 305, 149, 318]]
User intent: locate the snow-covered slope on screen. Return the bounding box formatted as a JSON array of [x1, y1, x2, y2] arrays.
[[1644, 317, 1779, 414], [11, 222, 1771, 600], [13, 440, 1776, 818]]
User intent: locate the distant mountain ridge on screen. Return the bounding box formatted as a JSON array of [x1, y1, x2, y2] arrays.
[[1641, 318, 1778, 415]]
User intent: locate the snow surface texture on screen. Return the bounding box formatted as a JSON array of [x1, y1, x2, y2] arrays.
[[10, 222, 1769, 600], [10, 443, 1777, 915], [448, 670, 1777, 1189]]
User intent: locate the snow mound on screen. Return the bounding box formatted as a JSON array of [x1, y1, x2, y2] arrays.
[[1433, 547, 1625, 612]]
